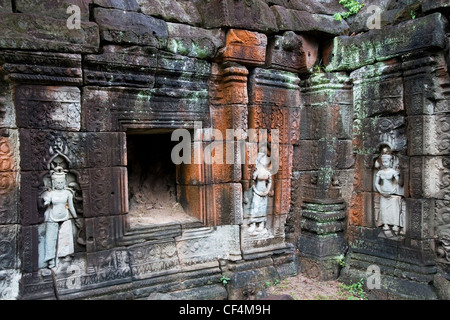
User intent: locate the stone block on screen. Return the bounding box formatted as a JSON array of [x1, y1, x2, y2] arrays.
[[356, 116, 407, 154], [248, 68, 301, 108], [271, 5, 349, 36], [176, 142, 207, 186], [349, 192, 374, 227], [137, 0, 202, 26], [0, 51, 82, 85], [83, 167, 128, 217], [300, 72, 353, 107], [210, 183, 243, 225], [177, 140, 243, 185], [178, 183, 242, 226], [128, 240, 181, 279], [299, 255, 342, 281], [53, 249, 132, 294], [402, 53, 450, 115], [82, 78, 210, 132], [266, 31, 319, 74], [0, 0, 11, 12], [209, 105, 248, 139], [165, 22, 225, 59], [175, 225, 241, 268], [342, 0, 391, 34], [434, 199, 450, 240], [0, 13, 99, 53], [0, 82, 15, 129], [19, 130, 126, 171], [248, 105, 301, 145], [218, 29, 268, 66], [15, 85, 81, 131], [273, 178, 291, 214], [0, 269, 20, 300], [326, 13, 448, 72], [297, 229, 346, 258], [285, 0, 345, 15], [21, 225, 40, 273], [0, 224, 19, 271], [0, 129, 19, 225], [19, 171, 47, 226], [422, 0, 450, 13], [272, 143, 293, 181], [84, 216, 118, 252], [196, 0, 278, 33], [299, 103, 353, 140], [93, 8, 168, 46], [14, 0, 91, 20], [293, 139, 354, 171], [351, 61, 404, 119], [210, 142, 243, 184], [352, 154, 376, 193], [176, 184, 205, 222], [408, 115, 450, 156], [209, 63, 249, 106], [0, 129, 19, 174], [84, 45, 158, 87], [225, 259, 280, 300], [93, 0, 140, 11], [0, 171, 19, 224], [405, 198, 434, 240], [409, 156, 450, 200]]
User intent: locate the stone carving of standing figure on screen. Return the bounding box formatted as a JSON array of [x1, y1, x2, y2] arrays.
[[41, 166, 81, 268], [248, 151, 272, 235], [374, 149, 405, 236]]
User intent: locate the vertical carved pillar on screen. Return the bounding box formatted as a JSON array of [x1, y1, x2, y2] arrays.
[[0, 80, 20, 299], [295, 72, 353, 280], [241, 67, 300, 259], [187, 60, 248, 226], [341, 52, 449, 299], [403, 52, 450, 276]]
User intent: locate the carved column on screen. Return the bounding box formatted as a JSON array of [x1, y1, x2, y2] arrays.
[[0, 77, 20, 299], [295, 72, 353, 280], [404, 52, 450, 277]]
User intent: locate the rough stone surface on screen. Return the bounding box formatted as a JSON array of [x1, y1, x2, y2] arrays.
[[93, 8, 168, 46], [271, 5, 349, 36], [197, 0, 278, 33], [326, 13, 448, 72], [0, 13, 100, 53]]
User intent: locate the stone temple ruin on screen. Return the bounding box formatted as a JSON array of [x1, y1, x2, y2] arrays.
[[0, 0, 449, 300]]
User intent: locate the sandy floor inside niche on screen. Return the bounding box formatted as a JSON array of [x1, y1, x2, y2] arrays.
[[126, 133, 199, 228]]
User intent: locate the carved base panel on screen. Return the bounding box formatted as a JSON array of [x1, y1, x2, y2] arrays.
[[299, 256, 342, 282], [241, 213, 288, 260], [19, 223, 295, 300], [223, 255, 297, 300], [341, 250, 438, 300]]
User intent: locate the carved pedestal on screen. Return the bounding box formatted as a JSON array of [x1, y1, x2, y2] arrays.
[[297, 200, 347, 281]]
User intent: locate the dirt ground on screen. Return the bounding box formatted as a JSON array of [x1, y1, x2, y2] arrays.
[[265, 274, 367, 300]]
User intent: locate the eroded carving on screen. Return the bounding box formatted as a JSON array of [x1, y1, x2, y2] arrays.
[[374, 147, 405, 237], [245, 150, 272, 236], [40, 166, 83, 269]]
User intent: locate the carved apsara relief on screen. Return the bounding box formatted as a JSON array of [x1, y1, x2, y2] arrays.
[[38, 137, 85, 270], [374, 146, 405, 238]]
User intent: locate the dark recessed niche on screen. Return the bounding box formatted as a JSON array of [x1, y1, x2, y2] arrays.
[[126, 132, 198, 227]]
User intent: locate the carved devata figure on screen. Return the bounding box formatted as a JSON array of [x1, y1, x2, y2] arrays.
[[374, 147, 405, 237], [39, 136, 85, 270], [247, 151, 272, 236], [41, 166, 82, 268]]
